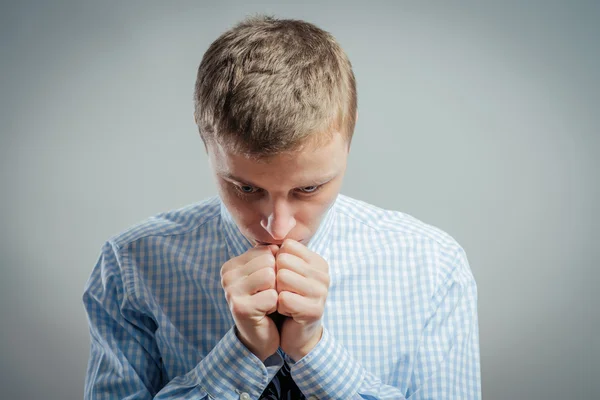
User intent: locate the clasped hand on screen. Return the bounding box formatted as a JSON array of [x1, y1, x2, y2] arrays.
[[220, 239, 330, 362]]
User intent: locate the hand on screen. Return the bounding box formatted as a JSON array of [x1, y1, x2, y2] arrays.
[[275, 239, 330, 361], [220, 244, 280, 362]]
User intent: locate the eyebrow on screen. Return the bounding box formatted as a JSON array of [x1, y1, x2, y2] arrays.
[[218, 172, 336, 188]]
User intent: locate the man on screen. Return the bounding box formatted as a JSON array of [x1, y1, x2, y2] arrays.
[[83, 15, 481, 399]]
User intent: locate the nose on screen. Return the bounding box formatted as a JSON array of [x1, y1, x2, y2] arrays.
[[260, 198, 296, 241]]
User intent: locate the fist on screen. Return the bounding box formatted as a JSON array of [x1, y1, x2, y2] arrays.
[[220, 244, 280, 361], [275, 239, 330, 361]]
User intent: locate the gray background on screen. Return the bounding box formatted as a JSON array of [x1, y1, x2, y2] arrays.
[[1, 1, 598, 399]]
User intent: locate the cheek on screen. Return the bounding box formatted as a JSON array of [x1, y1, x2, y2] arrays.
[[217, 187, 259, 223], [295, 197, 335, 228]]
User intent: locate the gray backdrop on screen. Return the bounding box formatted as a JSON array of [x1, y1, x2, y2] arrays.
[[1, 1, 598, 399]]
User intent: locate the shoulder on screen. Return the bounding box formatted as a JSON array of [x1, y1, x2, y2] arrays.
[[86, 196, 223, 300], [335, 194, 461, 250], [333, 194, 473, 282], [106, 196, 222, 251]]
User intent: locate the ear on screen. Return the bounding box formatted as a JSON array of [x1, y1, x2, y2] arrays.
[[355, 110, 358, 122]]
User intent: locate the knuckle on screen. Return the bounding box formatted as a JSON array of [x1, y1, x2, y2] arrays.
[[220, 260, 231, 278], [221, 269, 240, 289], [256, 267, 275, 286], [305, 304, 320, 320], [317, 271, 330, 286], [316, 259, 329, 272], [220, 271, 231, 288], [309, 309, 321, 320], [277, 290, 286, 304], [230, 297, 249, 317], [265, 288, 278, 304], [278, 290, 290, 304], [263, 265, 276, 279], [316, 283, 328, 298]]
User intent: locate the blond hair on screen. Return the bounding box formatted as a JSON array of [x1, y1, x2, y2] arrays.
[[193, 15, 357, 157]]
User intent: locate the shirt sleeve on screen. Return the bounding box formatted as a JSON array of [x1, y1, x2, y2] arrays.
[[83, 240, 283, 400], [286, 248, 482, 399]]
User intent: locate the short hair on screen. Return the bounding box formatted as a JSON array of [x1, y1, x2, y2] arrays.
[[193, 15, 357, 157]]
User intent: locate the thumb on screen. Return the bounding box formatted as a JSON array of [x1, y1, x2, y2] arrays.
[[268, 244, 280, 256]]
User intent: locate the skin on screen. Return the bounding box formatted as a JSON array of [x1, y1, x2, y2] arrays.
[[210, 130, 350, 362]]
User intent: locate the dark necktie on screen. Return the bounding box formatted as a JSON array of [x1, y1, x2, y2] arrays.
[[259, 312, 306, 399], [259, 361, 306, 400]]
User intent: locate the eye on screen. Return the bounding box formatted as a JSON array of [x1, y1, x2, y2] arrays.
[[235, 184, 260, 194], [297, 185, 322, 194]]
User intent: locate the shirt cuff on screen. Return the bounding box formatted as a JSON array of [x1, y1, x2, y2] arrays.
[[287, 326, 364, 399], [194, 326, 284, 400]]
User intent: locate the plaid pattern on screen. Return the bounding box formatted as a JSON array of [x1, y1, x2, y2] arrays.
[[83, 194, 481, 399]]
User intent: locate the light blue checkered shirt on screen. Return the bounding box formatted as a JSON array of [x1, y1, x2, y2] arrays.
[[83, 193, 481, 399]]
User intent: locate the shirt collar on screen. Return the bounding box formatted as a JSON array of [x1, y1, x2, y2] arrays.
[[219, 195, 338, 259]]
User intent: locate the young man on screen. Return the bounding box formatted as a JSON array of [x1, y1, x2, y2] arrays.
[[83, 16, 481, 399]]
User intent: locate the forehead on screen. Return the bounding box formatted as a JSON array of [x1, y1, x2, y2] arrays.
[[209, 132, 348, 187]]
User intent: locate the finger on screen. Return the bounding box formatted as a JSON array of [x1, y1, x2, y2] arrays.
[[221, 246, 275, 276], [242, 253, 276, 277], [276, 252, 309, 277], [276, 268, 315, 297], [278, 239, 313, 263], [251, 289, 279, 314], [277, 253, 329, 287], [277, 291, 322, 321], [240, 266, 276, 295], [222, 253, 275, 287]]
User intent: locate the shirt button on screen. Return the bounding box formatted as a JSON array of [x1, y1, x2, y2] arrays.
[[308, 396, 318, 400], [239, 393, 251, 400]]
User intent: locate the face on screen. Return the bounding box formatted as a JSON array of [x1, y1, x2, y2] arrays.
[[207, 132, 349, 247]]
